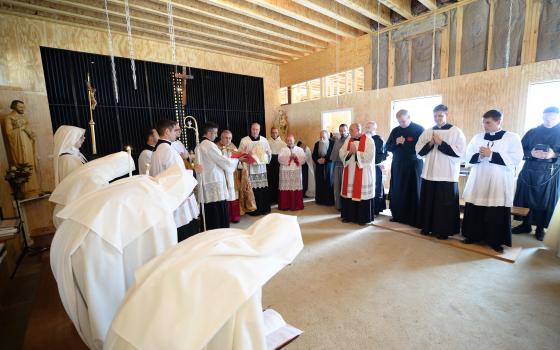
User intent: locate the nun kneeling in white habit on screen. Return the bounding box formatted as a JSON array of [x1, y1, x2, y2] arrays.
[[49, 151, 134, 229], [105, 213, 303, 350], [53, 125, 88, 185], [50, 164, 197, 350]]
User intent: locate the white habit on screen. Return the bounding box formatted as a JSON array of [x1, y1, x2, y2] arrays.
[[150, 140, 199, 227], [339, 136, 376, 200], [463, 131, 523, 207], [195, 139, 238, 203], [50, 165, 196, 350], [53, 125, 87, 185], [238, 136, 271, 189], [105, 214, 303, 350], [49, 151, 133, 228]]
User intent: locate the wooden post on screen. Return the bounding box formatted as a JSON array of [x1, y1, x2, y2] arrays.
[[440, 26, 450, 79], [486, 0, 495, 70], [454, 6, 463, 76], [388, 31, 395, 87], [521, 0, 542, 65], [407, 40, 412, 84]]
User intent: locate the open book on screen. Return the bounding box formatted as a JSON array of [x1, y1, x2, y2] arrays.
[[263, 309, 303, 350]]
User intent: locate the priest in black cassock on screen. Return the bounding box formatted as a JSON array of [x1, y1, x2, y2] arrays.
[[312, 130, 335, 205], [339, 123, 376, 224], [462, 110, 523, 252], [365, 121, 388, 215], [513, 106, 560, 241], [415, 104, 466, 239], [385, 110, 424, 225], [267, 127, 286, 205]]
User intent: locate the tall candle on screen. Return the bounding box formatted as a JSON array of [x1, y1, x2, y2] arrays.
[[145, 163, 150, 176], [126, 146, 132, 177]]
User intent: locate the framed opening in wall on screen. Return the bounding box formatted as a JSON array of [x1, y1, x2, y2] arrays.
[[390, 95, 443, 130], [321, 108, 352, 136], [525, 80, 560, 132]]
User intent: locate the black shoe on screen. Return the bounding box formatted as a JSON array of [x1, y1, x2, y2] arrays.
[[491, 244, 504, 253], [341, 218, 351, 223], [420, 230, 430, 236], [512, 223, 531, 234], [389, 218, 398, 222], [247, 211, 259, 217], [463, 238, 477, 244], [535, 227, 545, 241], [436, 235, 448, 240]]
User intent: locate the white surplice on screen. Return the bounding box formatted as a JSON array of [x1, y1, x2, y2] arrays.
[[104, 214, 303, 350], [195, 139, 239, 203], [415, 125, 467, 182], [49, 152, 134, 228], [463, 131, 523, 207], [50, 165, 196, 350], [339, 136, 376, 200], [150, 140, 199, 227], [267, 137, 286, 155], [238, 136, 271, 189], [278, 146, 306, 191], [219, 144, 240, 201], [137, 148, 153, 175]]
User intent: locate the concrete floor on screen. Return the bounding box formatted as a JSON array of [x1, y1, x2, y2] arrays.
[[237, 202, 560, 350]]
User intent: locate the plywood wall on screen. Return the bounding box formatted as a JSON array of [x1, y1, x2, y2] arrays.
[[0, 13, 280, 195], [281, 59, 560, 151]]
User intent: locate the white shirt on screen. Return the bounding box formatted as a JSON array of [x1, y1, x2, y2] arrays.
[[104, 214, 303, 350], [339, 135, 376, 200], [416, 125, 467, 182], [278, 146, 306, 191], [195, 139, 239, 203], [463, 131, 523, 207]]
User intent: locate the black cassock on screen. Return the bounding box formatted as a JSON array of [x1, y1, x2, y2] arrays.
[[514, 123, 560, 228], [312, 140, 335, 205], [297, 141, 309, 196], [385, 122, 424, 225], [203, 200, 230, 230], [266, 155, 280, 204], [373, 134, 388, 215]]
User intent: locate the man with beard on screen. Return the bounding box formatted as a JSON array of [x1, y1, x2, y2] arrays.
[[312, 130, 334, 205]]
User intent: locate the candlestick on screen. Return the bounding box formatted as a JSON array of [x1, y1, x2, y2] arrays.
[[126, 146, 132, 177], [145, 163, 150, 176]]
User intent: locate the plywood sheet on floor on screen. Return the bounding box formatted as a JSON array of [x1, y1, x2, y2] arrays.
[[372, 214, 522, 263]]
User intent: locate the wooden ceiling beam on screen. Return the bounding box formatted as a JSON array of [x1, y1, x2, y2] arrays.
[[379, 0, 413, 19], [244, 0, 363, 38], [3, 1, 287, 63], [149, 0, 327, 50], [40, 0, 302, 59], [334, 0, 391, 27], [103, 0, 315, 54], [417, 0, 438, 11], [291, 0, 374, 33]]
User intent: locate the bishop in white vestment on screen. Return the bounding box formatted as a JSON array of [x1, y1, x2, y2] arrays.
[[278, 135, 306, 211], [339, 123, 376, 224], [416, 104, 466, 239], [50, 165, 196, 350], [105, 214, 303, 350], [462, 110, 523, 252], [49, 151, 133, 228], [195, 122, 239, 229], [238, 122, 272, 216]]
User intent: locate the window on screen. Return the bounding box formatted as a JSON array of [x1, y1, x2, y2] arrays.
[[291, 82, 308, 103], [308, 78, 321, 100], [321, 108, 352, 136], [279, 87, 289, 105], [390, 95, 443, 130], [525, 80, 560, 132], [354, 67, 365, 92], [326, 69, 353, 97]]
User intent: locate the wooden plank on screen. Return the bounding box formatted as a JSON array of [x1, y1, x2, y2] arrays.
[[440, 25, 450, 78], [407, 39, 412, 84], [388, 31, 395, 87], [521, 0, 542, 64], [486, 0, 495, 70], [454, 6, 463, 76]]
